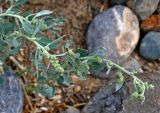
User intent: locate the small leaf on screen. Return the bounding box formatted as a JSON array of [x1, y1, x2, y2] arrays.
[[36, 84, 55, 98], [36, 37, 57, 49], [57, 76, 64, 84], [9, 46, 20, 55], [34, 10, 53, 18], [115, 82, 123, 92], [34, 20, 44, 35], [7, 7, 20, 14], [0, 22, 16, 35], [12, 38, 19, 48], [23, 10, 32, 17], [57, 75, 72, 85], [14, 0, 28, 7], [75, 48, 88, 57], [0, 41, 7, 51], [65, 40, 72, 48], [22, 20, 34, 34], [90, 62, 105, 73], [38, 74, 48, 82]]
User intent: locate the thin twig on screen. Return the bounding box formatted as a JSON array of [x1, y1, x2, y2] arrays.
[[9, 56, 26, 71], [20, 79, 34, 111], [73, 103, 86, 107]]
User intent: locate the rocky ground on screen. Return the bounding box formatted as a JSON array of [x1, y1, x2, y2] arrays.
[[0, 0, 160, 113]]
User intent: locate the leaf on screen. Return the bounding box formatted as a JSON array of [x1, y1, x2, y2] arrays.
[[90, 62, 105, 73], [34, 20, 44, 35], [57, 75, 72, 85], [75, 48, 88, 57], [38, 74, 48, 82], [0, 41, 7, 51], [115, 82, 123, 92], [36, 84, 56, 98], [7, 7, 20, 14], [53, 17, 66, 23], [22, 20, 34, 34], [12, 38, 19, 48], [36, 37, 57, 49], [65, 40, 72, 48], [34, 10, 53, 18], [9, 46, 20, 55], [22, 10, 32, 17], [14, 0, 28, 7], [57, 76, 64, 84], [0, 22, 16, 35]]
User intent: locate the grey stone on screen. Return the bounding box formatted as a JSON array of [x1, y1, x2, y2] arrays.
[[63, 106, 80, 113], [0, 70, 23, 113], [122, 57, 143, 73], [130, 0, 159, 20], [87, 5, 139, 65], [158, 2, 160, 14], [82, 82, 128, 113], [140, 32, 160, 60], [83, 72, 160, 113]]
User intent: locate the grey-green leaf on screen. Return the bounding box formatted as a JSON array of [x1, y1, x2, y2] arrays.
[[35, 10, 53, 18], [36, 85, 55, 98], [34, 20, 44, 36], [75, 48, 88, 57], [22, 20, 34, 34], [115, 82, 123, 92], [14, 0, 28, 7]]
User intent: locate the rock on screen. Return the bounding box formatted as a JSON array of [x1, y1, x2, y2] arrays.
[[130, 0, 159, 20], [82, 82, 128, 113], [122, 57, 143, 73], [141, 15, 160, 32], [158, 2, 160, 14], [0, 70, 23, 113], [110, 0, 127, 6], [83, 72, 160, 113], [140, 32, 160, 60], [63, 106, 80, 113], [121, 72, 160, 113], [87, 5, 139, 65]]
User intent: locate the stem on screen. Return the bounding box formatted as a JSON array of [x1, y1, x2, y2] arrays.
[[105, 59, 144, 85], [80, 56, 96, 60], [0, 13, 22, 20], [20, 34, 49, 55], [55, 53, 67, 57]]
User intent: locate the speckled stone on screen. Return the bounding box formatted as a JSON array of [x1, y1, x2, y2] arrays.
[[0, 70, 23, 113], [63, 107, 80, 113], [87, 5, 139, 65], [82, 82, 128, 113], [82, 72, 160, 113], [140, 32, 160, 60], [130, 0, 159, 20]]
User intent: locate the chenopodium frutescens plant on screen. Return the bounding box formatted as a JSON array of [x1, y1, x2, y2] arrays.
[[0, 0, 154, 101]]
